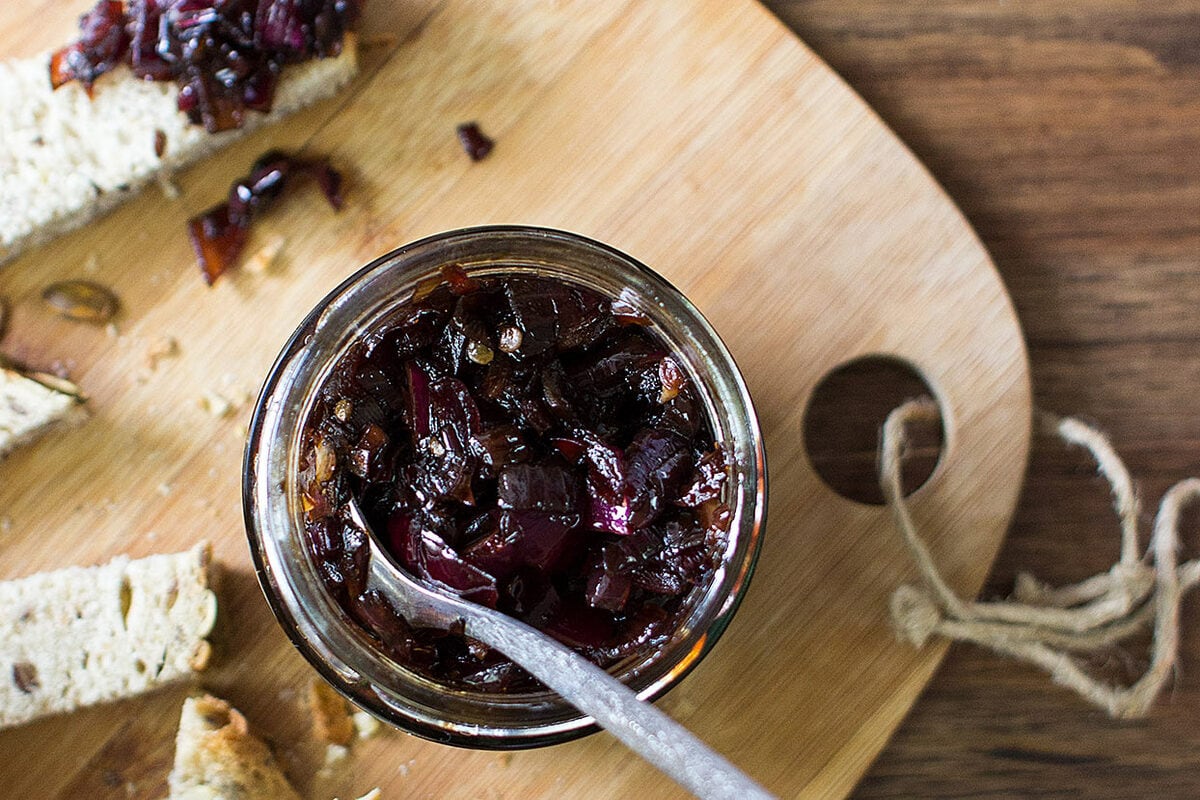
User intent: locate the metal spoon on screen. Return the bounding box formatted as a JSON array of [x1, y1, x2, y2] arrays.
[[346, 498, 774, 800]]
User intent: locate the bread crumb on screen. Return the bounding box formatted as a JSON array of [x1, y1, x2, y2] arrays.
[[157, 482, 173, 496], [0, 517, 11, 533], [333, 788, 381, 800], [315, 742, 349, 780], [83, 254, 100, 274], [352, 710, 381, 740], [156, 171, 182, 200], [105, 322, 120, 339], [499, 752, 513, 767], [198, 391, 233, 418], [145, 336, 179, 371], [244, 235, 286, 274], [309, 679, 354, 746]]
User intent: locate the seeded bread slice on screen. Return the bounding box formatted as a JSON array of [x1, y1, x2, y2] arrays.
[[0, 544, 217, 730], [0, 365, 86, 459], [0, 38, 358, 265], [167, 694, 302, 800]]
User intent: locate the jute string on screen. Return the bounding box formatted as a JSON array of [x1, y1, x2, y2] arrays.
[[884, 399, 1200, 718]]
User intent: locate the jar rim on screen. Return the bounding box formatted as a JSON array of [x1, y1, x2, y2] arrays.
[[243, 225, 767, 748]]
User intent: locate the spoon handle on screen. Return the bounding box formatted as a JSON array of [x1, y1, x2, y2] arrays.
[[467, 608, 775, 800]]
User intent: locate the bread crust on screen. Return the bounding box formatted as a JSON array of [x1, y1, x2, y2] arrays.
[[168, 694, 303, 800]]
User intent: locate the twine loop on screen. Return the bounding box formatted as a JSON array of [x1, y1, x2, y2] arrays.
[[884, 399, 1200, 718]]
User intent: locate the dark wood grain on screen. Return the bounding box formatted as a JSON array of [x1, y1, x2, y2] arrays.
[[759, 1, 1200, 796]]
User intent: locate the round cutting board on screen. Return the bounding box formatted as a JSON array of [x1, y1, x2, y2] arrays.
[[0, 1, 1030, 798]]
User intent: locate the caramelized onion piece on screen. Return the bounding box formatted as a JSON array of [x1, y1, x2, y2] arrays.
[[455, 122, 495, 161], [49, 1, 127, 94], [187, 151, 343, 285]]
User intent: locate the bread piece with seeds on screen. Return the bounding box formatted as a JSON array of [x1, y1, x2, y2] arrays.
[[0, 365, 86, 459], [0, 544, 216, 730], [0, 37, 358, 264]]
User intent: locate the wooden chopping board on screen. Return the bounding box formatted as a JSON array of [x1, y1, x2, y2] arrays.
[[0, 1, 1032, 798]]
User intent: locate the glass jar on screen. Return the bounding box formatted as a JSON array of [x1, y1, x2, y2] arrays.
[[243, 226, 766, 748]]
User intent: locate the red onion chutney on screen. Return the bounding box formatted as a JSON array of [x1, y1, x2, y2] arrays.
[[51, 0, 361, 133], [300, 266, 732, 692]]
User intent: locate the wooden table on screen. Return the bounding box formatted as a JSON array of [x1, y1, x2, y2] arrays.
[[757, 2, 1200, 796]]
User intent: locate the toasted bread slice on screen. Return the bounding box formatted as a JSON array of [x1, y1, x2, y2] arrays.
[[0, 365, 86, 459], [0, 39, 358, 264], [168, 694, 302, 800], [0, 544, 216, 730]]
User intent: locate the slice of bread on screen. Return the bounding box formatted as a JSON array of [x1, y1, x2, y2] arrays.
[[167, 694, 302, 800], [0, 38, 358, 265], [0, 544, 216, 730], [0, 365, 86, 459]]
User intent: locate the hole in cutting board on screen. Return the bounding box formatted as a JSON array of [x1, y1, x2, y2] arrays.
[[803, 355, 945, 505]]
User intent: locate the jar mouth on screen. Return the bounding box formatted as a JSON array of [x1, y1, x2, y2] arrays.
[[244, 226, 766, 748]]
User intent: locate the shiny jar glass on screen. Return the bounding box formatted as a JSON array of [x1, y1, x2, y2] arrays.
[[243, 226, 766, 748]]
